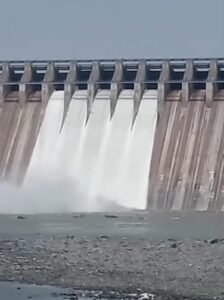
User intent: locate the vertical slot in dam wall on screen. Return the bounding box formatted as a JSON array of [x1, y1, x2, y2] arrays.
[[0, 58, 223, 213]]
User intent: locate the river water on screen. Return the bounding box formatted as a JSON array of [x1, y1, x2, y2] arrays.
[[0, 211, 223, 241], [0, 281, 75, 300]]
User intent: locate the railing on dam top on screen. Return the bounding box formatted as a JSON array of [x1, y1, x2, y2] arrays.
[[0, 58, 224, 103]]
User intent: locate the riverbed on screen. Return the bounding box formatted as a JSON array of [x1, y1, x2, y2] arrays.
[[0, 211, 224, 299]]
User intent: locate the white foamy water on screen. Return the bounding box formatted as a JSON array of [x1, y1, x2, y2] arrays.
[[53, 90, 111, 211], [25, 91, 64, 180], [116, 91, 157, 209], [89, 90, 157, 210], [69, 91, 111, 211], [52, 90, 87, 177], [0, 92, 68, 214], [89, 91, 133, 208], [0, 89, 157, 213]]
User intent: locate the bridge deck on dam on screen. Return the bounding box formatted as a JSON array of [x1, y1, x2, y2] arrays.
[[0, 58, 223, 212]]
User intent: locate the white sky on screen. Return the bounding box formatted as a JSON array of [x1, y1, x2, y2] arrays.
[[0, 0, 223, 59]]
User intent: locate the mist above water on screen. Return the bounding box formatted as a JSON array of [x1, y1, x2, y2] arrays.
[[0, 177, 129, 214], [0, 90, 157, 214]]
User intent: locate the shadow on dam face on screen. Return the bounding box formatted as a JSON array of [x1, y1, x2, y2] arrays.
[[0, 89, 157, 214]]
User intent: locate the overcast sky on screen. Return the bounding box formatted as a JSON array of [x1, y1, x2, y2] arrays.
[[0, 0, 223, 60]]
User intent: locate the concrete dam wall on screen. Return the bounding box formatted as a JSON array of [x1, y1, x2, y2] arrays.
[[0, 58, 223, 213]]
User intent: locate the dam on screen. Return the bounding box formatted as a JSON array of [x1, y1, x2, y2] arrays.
[[0, 58, 223, 213]]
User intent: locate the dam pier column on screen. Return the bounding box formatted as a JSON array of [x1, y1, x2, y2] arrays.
[[42, 62, 56, 105], [133, 60, 146, 126], [19, 63, 34, 106], [110, 60, 123, 118], [87, 62, 101, 123], [182, 60, 194, 103], [158, 61, 170, 112], [0, 63, 12, 106], [62, 62, 78, 128], [206, 59, 218, 106]]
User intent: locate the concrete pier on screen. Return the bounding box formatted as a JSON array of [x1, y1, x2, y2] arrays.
[[206, 59, 218, 105], [110, 60, 123, 118], [133, 60, 147, 126], [0, 63, 11, 105], [158, 60, 170, 111], [182, 59, 194, 103], [42, 62, 56, 104], [87, 61, 101, 123], [63, 61, 78, 128], [19, 63, 33, 106]]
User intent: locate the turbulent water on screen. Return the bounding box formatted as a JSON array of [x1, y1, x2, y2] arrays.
[[0, 89, 157, 213]]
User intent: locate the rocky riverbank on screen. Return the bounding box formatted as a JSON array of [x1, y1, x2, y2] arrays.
[[1, 235, 224, 299]]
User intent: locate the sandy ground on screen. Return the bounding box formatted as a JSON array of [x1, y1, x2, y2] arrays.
[[0, 211, 224, 299]]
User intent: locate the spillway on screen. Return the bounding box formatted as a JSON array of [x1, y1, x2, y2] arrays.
[[88, 90, 157, 210], [25, 91, 64, 181], [23, 89, 157, 212], [0, 58, 223, 213]]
